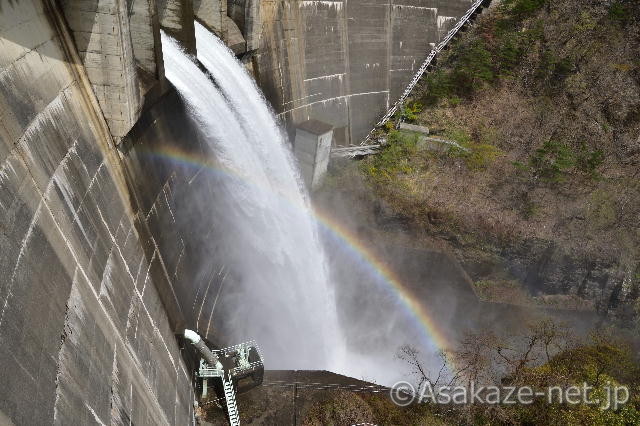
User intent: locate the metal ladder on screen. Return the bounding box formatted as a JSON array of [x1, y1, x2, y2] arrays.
[[222, 375, 240, 426]]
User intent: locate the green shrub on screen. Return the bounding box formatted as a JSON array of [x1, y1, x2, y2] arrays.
[[528, 140, 604, 182], [522, 197, 538, 219], [495, 24, 543, 76], [451, 40, 495, 92], [445, 129, 501, 171], [420, 3, 546, 104], [497, 35, 526, 76], [574, 11, 597, 32], [444, 128, 473, 145], [400, 101, 423, 123], [465, 144, 503, 170], [423, 70, 455, 105], [609, 1, 632, 24], [529, 140, 576, 182], [512, 160, 530, 172], [535, 51, 575, 91], [576, 143, 604, 178], [363, 131, 419, 182], [447, 96, 462, 107], [500, 0, 549, 20]]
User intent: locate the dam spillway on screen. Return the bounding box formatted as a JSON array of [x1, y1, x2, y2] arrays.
[[162, 25, 344, 370], [0, 0, 478, 424]]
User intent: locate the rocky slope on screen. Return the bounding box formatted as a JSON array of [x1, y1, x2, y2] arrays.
[[325, 0, 640, 330]]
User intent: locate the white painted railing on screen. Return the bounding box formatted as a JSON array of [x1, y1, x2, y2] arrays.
[[222, 375, 240, 426]]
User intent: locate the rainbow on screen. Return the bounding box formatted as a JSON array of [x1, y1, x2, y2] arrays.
[[139, 143, 454, 357], [312, 207, 453, 353]]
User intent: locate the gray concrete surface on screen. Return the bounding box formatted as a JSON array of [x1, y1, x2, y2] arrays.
[[59, 0, 144, 140], [129, 0, 165, 80], [294, 120, 334, 189], [158, 0, 197, 54], [194, 0, 227, 38], [225, 15, 248, 55], [227, 0, 261, 52], [255, 0, 475, 145], [399, 122, 430, 134], [120, 89, 228, 349], [0, 2, 192, 424]]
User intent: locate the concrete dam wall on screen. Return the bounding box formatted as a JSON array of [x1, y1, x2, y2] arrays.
[[255, 0, 476, 145], [0, 0, 472, 424], [0, 1, 197, 424]]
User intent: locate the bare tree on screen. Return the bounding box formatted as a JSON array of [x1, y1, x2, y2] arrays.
[[531, 319, 568, 363], [397, 344, 432, 390], [397, 345, 464, 391], [431, 319, 570, 386]]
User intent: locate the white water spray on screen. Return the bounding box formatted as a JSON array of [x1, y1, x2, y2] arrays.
[[161, 29, 345, 370]]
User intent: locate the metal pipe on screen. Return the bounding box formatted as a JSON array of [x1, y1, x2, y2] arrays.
[[183, 329, 223, 370]]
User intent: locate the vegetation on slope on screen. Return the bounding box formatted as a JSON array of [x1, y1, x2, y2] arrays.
[[438, 323, 640, 425], [300, 323, 640, 425], [328, 0, 640, 326]]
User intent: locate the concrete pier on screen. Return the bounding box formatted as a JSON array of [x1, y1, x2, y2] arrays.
[[294, 120, 334, 190]]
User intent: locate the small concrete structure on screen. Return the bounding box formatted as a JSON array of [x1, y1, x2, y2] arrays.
[[399, 122, 430, 135], [294, 120, 334, 190], [398, 124, 467, 153], [331, 144, 381, 158], [418, 136, 469, 153]]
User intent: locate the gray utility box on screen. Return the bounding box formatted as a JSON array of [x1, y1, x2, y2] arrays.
[[294, 120, 334, 190]]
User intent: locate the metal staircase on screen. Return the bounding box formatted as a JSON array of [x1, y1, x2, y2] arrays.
[[188, 332, 264, 426], [222, 375, 240, 426]]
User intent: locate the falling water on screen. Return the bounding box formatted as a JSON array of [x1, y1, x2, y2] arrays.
[[161, 30, 345, 370]]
